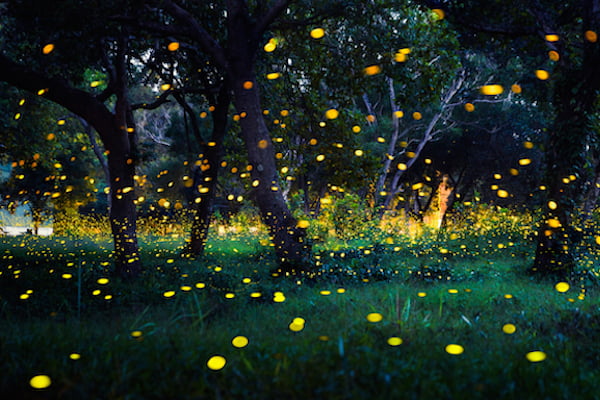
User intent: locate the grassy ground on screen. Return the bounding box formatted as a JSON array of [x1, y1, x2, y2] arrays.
[[0, 229, 599, 399]]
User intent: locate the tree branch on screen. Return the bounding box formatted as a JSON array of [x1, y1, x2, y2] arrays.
[[0, 53, 116, 143], [255, 0, 291, 34], [160, 0, 229, 70]]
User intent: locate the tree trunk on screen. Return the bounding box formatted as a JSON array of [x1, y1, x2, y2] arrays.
[[231, 71, 312, 272], [531, 1, 600, 278], [583, 167, 600, 218], [0, 52, 143, 280], [186, 83, 231, 256], [107, 148, 141, 279]]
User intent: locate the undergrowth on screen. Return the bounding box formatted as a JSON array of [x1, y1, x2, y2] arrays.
[[1, 214, 599, 399]]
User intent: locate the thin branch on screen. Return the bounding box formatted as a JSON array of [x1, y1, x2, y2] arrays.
[[161, 0, 229, 70], [256, 0, 291, 33], [131, 90, 173, 110]]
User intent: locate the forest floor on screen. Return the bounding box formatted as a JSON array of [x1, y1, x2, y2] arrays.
[[0, 231, 599, 399]]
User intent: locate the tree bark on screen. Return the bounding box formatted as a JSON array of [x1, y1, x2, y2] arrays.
[[186, 82, 231, 256], [231, 71, 312, 272], [530, 0, 600, 278], [0, 53, 142, 279], [160, 0, 309, 272]]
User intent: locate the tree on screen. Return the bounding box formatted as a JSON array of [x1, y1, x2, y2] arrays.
[[415, 0, 600, 277], [0, 94, 99, 235], [0, 1, 147, 278]]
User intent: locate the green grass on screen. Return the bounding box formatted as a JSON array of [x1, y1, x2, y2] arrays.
[[1, 230, 599, 399]]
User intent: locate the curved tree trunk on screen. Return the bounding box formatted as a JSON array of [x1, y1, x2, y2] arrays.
[[186, 83, 231, 256], [0, 52, 142, 280], [230, 71, 312, 272]]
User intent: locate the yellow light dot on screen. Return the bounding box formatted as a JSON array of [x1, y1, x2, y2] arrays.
[[352, 125, 361, 133], [163, 290, 176, 298], [511, 84, 522, 94], [293, 317, 305, 325], [310, 28, 325, 39], [445, 344, 464, 355], [555, 282, 569, 293], [131, 330, 143, 338], [397, 163, 407, 170], [480, 85, 503, 95], [69, 353, 81, 360], [225, 293, 235, 299], [417, 292, 426, 297], [394, 52, 407, 62], [167, 42, 180, 51], [232, 336, 249, 348], [497, 190, 509, 198], [196, 282, 206, 288], [42, 44, 55, 54], [267, 72, 280, 80], [316, 154, 325, 162], [548, 201, 558, 210], [523, 141, 534, 149], [364, 65, 381, 76], [412, 112, 422, 120], [366, 313, 383, 323], [585, 30, 598, 43], [387, 337, 403, 346], [518, 158, 531, 166], [160, 83, 171, 91], [354, 149, 364, 157], [502, 324, 516, 334], [325, 109, 339, 119], [548, 50, 560, 61], [595, 236, 600, 246], [545, 34, 559, 42], [464, 103, 475, 112], [97, 278, 109, 285], [547, 218, 562, 228], [509, 168, 519, 176], [243, 81, 253, 90], [273, 294, 286, 303], [394, 110, 404, 118], [525, 351, 546, 362], [297, 220, 310, 229], [62, 273, 72, 279], [264, 42, 276, 52], [46, 133, 55, 140], [30, 375, 51, 389], [92, 289, 101, 296], [432, 8, 445, 20], [535, 70, 549, 80], [207, 355, 227, 370]]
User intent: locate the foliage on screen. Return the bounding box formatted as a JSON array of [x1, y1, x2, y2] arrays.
[[0, 215, 599, 398]]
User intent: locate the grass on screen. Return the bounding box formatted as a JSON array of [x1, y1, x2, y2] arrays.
[[1, 226, 599, 399]]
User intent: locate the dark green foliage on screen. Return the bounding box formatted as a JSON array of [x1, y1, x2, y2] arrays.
[[1, 226, 599, 398]]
